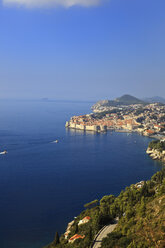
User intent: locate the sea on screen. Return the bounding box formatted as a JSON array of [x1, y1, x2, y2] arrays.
[[0, 100, 163, 248]]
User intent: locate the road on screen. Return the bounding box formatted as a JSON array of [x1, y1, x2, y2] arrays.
[[92, 221, 118, 248]]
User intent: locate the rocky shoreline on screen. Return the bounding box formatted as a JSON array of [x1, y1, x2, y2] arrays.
[[146, 139, 165, 162], [146, 147, 165, 162]]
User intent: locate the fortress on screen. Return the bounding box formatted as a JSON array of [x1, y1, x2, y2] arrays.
[[65, 121, 107, 133]]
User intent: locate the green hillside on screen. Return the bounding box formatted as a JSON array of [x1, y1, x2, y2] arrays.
[[149, 140, 165, 152], [101, 169, 165, 248], [115, 94, 145, 105], [44, 168, 165, 248]]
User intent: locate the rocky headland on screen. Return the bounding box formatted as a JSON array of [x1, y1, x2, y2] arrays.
[[146, 140, 165, 162]]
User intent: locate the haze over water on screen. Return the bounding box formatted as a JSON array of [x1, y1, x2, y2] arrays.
[[0, 100, 163, 248]]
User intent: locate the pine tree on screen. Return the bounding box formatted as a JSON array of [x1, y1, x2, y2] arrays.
[[75, 223, 78, 233], [53, 232, 60, 245]]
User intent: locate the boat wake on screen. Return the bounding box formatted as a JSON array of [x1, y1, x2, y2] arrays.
[[0, 151, 8, 155]]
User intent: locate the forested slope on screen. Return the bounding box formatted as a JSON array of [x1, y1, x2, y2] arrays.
[[44, 169, 165, 248]]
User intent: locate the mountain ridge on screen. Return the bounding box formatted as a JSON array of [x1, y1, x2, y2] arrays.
[[142, 96, 165, 104], [92, 94, 146, 110]]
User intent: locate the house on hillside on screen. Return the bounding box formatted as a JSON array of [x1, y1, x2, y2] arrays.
[[143, 129, 155, 136], [78, 216, 91, 226], [69, 234, 85, 243]]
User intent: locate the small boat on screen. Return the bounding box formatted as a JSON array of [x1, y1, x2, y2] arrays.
[[0, 150, 8, 155], [51, 140, 59, 143]]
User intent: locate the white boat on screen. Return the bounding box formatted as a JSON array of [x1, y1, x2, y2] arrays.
[[51, 140, 59, 143], [0, 150, 8, 155]]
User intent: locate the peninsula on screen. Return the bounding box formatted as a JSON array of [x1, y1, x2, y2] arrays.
[[43, 95, 165, 248], [66, 95, 165, 139]]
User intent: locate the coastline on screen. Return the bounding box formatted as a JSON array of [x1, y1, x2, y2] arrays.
[[146, 140, 165, 162], [65, 101, 165, 140], [66, 123, 165, 141], [44, 149, 165, 248], [44, 128, 164, 248]]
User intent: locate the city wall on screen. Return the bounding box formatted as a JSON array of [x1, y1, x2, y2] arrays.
[[65, 121, 107, 133]]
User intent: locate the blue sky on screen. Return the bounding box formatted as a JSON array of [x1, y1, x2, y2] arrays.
[[0, 0, 165, 100]]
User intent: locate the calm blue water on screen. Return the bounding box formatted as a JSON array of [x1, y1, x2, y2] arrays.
[[0, 100, 162, 248]]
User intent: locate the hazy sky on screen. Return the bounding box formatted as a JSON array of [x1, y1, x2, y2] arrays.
[[0, 0, 165, 100]]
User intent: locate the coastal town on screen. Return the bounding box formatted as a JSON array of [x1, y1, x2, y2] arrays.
[[45, 97, 165, 248], [66, 102, 165, 140]]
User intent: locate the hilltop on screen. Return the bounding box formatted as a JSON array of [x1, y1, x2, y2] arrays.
[[115, 94, 145, 105], [92, 95, 146, 112]]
